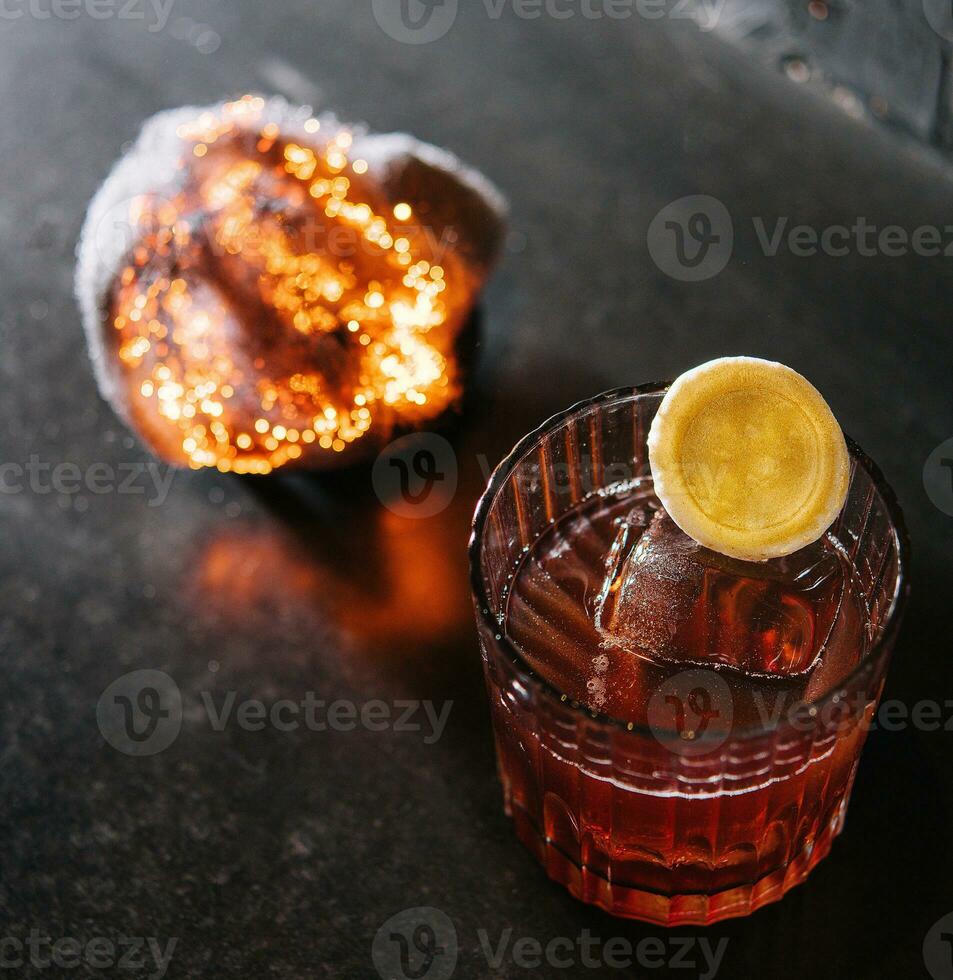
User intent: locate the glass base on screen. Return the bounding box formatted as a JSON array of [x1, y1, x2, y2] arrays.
[[507, 797, 846, 926]]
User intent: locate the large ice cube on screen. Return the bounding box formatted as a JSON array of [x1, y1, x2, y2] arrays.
[[594, 509, 845, 678]]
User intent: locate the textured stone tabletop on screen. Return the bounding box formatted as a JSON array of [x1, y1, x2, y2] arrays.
[[0, 2, 951, 977]]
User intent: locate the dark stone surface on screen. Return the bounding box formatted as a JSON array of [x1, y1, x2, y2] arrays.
[[705, 0, 953, 151], [1, 3, 951, 978]]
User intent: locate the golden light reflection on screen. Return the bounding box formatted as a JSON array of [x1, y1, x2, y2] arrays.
[[106, 95, 493, 473], [192, 509, 469, 647]]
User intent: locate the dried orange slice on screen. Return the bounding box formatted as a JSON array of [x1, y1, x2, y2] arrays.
[[647, 357, 850, 561]]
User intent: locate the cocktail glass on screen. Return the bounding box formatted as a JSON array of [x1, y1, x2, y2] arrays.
[[468, 384, 909, 926]]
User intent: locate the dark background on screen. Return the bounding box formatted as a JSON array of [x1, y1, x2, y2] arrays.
[[1, 1, 951, 977], [709, 0, 953, 151]]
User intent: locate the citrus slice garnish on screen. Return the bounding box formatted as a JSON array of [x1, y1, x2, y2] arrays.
[[647, 357, 850, 561]]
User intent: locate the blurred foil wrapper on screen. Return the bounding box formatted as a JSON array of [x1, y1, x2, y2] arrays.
[[76, 95, 506, 473]]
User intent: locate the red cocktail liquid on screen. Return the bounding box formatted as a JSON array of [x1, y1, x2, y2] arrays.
[[472, 386, 905, 925], [497, 490, 872, 923]]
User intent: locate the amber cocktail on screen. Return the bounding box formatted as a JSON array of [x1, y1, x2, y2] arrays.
[[469, 385, 907, 925]]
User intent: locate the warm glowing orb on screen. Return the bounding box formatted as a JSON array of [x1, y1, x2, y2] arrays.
[[77, 95, 506, 472]]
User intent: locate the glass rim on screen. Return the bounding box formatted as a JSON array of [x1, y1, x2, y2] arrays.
[[468, 382, 912, 742]]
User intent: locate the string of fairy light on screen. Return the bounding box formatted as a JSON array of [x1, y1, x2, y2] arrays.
[[110, 95, 457, 473]]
